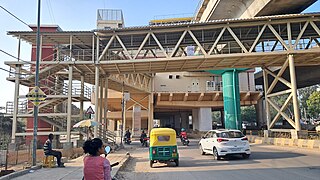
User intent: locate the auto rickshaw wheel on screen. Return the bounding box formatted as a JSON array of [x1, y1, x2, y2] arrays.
[[150, 160, 154, 168], [174, 159, 179, 167]]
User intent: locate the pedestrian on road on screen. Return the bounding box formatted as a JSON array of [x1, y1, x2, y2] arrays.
[[82, 138, 111, 180], [242, 122, 247, 135], [43, 133, 64, 167]]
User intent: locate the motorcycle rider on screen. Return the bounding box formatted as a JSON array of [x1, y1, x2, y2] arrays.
[[180, 128, 187, 141], [179, 128, 189, 145], [140, 130, 147, 143], [124, 129, 131, 144]]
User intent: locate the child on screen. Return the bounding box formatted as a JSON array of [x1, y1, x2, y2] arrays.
[[82, 138, 111, 180]]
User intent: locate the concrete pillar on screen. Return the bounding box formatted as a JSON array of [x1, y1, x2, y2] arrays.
[[94, 65, 99, 137], [103, 76, 109, 139], [79, 75, 84, 120], [132, 105, 141, 136], [99, 77, 104, 136], [67, 65, 73, 142], [255, 98, 265, 128], [123, 98, 127, 131], [198, 108, 212, 132], [148, 93, 154, 135], [263, 69, 271, 129], [288, 54, 301, 131], [148, 75, 154, 135], [11, 65, 21, 143], [181, 112, 189, 130], [192, 109, 199, 131], [222, 70, 241, 130]]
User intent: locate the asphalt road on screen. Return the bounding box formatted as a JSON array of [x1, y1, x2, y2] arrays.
[[115, 139, 320, 180]]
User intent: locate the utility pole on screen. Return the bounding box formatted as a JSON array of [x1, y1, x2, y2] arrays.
[[32, 0, 41, 166], [120, 82, 124, 148]]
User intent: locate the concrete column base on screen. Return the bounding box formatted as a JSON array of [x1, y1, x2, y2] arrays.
[[76, 140, 85, 148], [8, 143, 17, 151], [264, 130, 271, 138], [63, 142, 73, 158], [291, 130, 308, 139]]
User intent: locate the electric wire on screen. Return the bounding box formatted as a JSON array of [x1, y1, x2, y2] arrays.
[[0, 49, 32, 64], [0, 67, 32, 75], [0, 5, 29, 28], [46, 0, 56, 24]]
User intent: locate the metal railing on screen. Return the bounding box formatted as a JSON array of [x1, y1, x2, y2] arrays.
[[246, 129, 320, 140], [97, 126, 116, 144], [97, 9, 124, 22]]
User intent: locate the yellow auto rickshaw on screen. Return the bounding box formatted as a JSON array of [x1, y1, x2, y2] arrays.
[[149, 128, 179, 168]]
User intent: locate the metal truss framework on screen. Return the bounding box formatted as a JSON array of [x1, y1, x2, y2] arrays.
[[263, 55, 301, 131], [4, 13, 320, 140]]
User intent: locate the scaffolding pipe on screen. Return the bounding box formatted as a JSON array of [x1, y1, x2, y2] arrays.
[[67, 65, 73, 142]]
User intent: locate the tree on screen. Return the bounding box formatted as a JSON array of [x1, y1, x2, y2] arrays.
[[298, 85, 319, 119], [241, 106, 256, 123], [0, 113, 25, 137], [306, 91, 320, 119]]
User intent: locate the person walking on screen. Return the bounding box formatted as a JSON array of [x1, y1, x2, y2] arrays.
[[242, 122, 247, 135], [43, 133, 64, 167], [82, 138, 111, 180]]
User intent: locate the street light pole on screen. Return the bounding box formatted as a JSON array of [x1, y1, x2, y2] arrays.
[[32, 0, 41, 166]]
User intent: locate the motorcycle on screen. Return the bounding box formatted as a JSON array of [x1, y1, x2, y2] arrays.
[[141, 137, 149, 147], [181, 136, 189, 146], [124, 136, 131, 144]]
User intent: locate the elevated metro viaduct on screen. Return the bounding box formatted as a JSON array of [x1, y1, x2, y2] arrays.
[[5, 12, 320, 142], [195, 0, 320, 133]]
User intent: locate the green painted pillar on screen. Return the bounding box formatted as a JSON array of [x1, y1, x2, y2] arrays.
[[222, 70, 241, 130]]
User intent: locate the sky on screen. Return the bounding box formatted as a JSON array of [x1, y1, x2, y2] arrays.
[[0, 0, 320, 110], [0, 0, 199, 110]]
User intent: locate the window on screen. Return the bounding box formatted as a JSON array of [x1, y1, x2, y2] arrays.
[[176, 75, 180, 79], [206, 81, 216, 91], [204, 131, 213, 138], [169, 75, 173, 79], [157, 136, 170, 141], [217, 131, 244, 138]]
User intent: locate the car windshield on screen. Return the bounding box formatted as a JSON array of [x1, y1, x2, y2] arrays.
[[217, 131, 244, 138]]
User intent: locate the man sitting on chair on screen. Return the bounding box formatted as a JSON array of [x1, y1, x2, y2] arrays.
[[43, 133, 65, 167]]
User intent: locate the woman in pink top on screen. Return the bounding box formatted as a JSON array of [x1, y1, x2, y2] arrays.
[[82, 138, 111, 180]]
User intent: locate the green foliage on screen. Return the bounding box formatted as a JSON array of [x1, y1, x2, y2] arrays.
[[0, 113, 25, 136], [298, 85, 319, 119], [241, 106, 256, 123], [306, 91, 320, 118], [212, 111, 221, 122]]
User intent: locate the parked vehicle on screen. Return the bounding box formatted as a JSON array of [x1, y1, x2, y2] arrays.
[[149, 128, 179, 168], [199, 129, 250, 160]]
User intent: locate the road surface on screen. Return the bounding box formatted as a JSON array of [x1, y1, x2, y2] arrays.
[[115, 139, 320, 180]]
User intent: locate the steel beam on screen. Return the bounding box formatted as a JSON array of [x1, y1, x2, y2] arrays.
[[288, 54, 301, 131], [11, 65, 21, 143], [67, 65, 73, 142]]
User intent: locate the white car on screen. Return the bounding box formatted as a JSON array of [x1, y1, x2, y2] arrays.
[[199, 129, 251, 160]]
